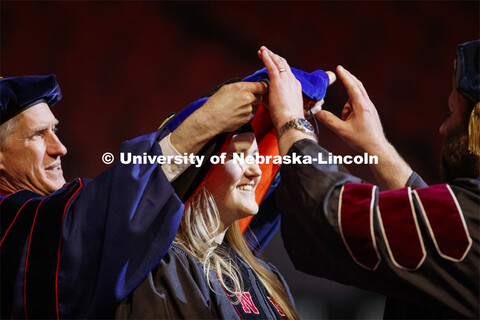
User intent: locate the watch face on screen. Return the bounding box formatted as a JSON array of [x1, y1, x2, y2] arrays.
[[297, 118, 314, 133], [278, 118, 316, 138]]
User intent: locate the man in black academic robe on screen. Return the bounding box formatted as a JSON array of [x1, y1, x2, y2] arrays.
[[258, 41, 479, 319]]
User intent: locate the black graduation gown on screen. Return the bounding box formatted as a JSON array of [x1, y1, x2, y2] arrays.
[[277, 139, 479, 319], [116, 243, 294, 319]]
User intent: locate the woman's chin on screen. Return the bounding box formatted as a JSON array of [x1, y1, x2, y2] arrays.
[[239, 204, 259, 218]]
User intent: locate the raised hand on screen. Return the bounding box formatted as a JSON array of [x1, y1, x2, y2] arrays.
[[257, 46, 304, 129], [315, 65, 388, 154], [316, 65, 412, 190], [170, 80, 267, 155], [201, 81, 268, 133]]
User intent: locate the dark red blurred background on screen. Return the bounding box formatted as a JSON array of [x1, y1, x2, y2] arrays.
[[2, 1, 478, 318]]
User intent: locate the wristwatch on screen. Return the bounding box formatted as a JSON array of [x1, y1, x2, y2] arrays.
[[277, 118, 316, 139]]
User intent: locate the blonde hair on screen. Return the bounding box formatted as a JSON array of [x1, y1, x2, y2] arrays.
[[175, 187, 298, 320]]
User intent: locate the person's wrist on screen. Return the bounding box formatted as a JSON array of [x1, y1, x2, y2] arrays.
[[364, 140, 393, 159], [277, 117, 316, 140], [273, 110, 304, 129], [277, 125, 317, 156], [194, 107, 222, 137]]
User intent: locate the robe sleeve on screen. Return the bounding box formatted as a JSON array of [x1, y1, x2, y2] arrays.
[[63, 128, 186, 318], [406, 171, 429, 189], [277, 139, 479, 319]]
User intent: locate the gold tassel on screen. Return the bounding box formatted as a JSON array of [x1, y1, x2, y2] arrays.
[[158, 112, 176, 129], [468, 102, 480, 156]]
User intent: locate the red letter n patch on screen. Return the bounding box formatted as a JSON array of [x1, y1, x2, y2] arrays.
[[235, 292, 260, 315]]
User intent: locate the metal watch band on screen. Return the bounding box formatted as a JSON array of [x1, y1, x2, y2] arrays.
[[277, 118, 316, 139]]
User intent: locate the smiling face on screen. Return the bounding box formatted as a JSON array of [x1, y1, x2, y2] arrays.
[[205, 132, 262, 229], [0, 103, 67, 196]]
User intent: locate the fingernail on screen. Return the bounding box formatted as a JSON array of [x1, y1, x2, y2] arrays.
[[338, 65, 344, 70]]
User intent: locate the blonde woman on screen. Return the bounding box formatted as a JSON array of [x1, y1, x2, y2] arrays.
[[116, 124, 298, 319], [116, 50, 330, 319]]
